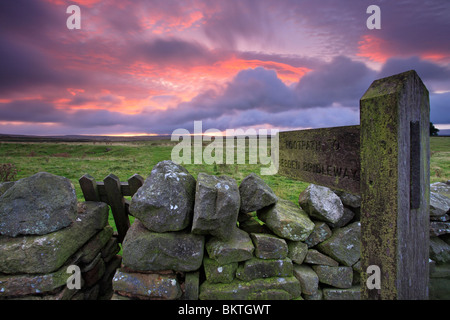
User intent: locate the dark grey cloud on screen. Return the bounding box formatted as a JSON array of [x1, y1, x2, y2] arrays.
[[375, 0, 450, 58], [295, 56, 376, 108], [430, 92, 450, 124], [134, 37, 227, 67], [379, 56, 450, 91], [202, 0, 274, 49], [0, 100, 62, 123]]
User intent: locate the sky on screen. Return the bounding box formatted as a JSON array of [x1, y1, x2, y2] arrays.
[[0, 0, 449, 136]]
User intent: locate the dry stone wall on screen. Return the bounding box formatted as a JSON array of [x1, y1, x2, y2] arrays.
[[1, 165, 448, 300], [0, 172, 121, 300], [112, 160, 363, 300], [429, 181, 450, 299]]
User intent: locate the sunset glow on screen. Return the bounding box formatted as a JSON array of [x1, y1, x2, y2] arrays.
[[0, 0, 449, 136]]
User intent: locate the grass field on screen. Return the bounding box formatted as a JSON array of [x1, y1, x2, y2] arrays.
[[1, 136, 449, 233]]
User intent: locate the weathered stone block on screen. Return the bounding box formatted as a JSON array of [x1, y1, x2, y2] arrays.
[[192, 173, 240, 240], [323, 286, 361, 300], [203, 257, 237, 284], [292, 264, 319, 296], [328, 207, 355, 229], [122, 220, 204, 272], [184, 271, 200, 300], [130, 160, 196, 232], [199, 276, 301, 300], [239, 173, 277, 214], [0, 264, 71, 297], [304, 222, 332, 248], [430, 236, 450, 264], [333, 190, 361, 208], [78, 226, 114, 264], [250, 233, 288, 259], [430, 278, 450, 300], [236, 257, 293, 281], [112, 269, 182, 300], [430, 191, 450, 217], [0, 172, 77, 237], [430, 222, 450, 237], [298, 184, 344, 224], [312, 265, 353, 289], [304, 249, 339, 266], [287, 241, 308, 264], [0, 201, 108, 274], [258, 199, 314, 241], [206, 227, 254, 264], [316, 221, 360, 267]]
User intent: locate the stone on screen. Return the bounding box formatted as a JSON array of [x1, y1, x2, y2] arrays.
[[101, 238, 121, 263], [0, 181, 14, 197], [303, 289, 323, 300], [191, 173, 240, 240], [206, 227, 254, 265], [430, 222, 450, 237], [292, 264, 319, 295], [203, 257, 237, 284], [328, 207, 355, 229], [258, 199, 314, 241], [0, 201, 108, 274], [239, 217, 272, 234], [184, 271, 200, 300], [430, 191, 450, 217], [0, 172, 78, 237], [298, 184, 344, 225], [429, 236, 450, 264], [304, 249, 339, 266], [82, 255, 105, 288], [199, 276, 301, 300], [0, 264, 71, 297], [333, 190, 361, 208], [78, 226, 114, 264], [122, 220, 204, 272], [99, 255, 122, 299], [312, 265, 353, 289], [287, 241, 308, 264], [316, 221, 361, 267], [431, 214, 450, 222], [430, 278, 450, 300], [236, 257, 293, 281], [130, 160, 196, 232], [430, 263, 450, 278], [304, 222, 332, 248], [323, 286, 361, 300], [250, 233, 288, 259], [112, 269, 182, 300], [431, 182, 450, 199], [352, 260, 362, 285], [239, 173, 277, 214]]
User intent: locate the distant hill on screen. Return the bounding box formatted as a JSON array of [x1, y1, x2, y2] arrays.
[[0, 133, 171, 143]]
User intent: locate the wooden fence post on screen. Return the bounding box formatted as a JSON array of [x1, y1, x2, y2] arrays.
[[128, 174, 145, 196], [79, 174, 100, 202], [103, 174, 130, 243], [360, 70, 430, 299]]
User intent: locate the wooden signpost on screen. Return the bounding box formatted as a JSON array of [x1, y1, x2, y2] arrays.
[[278, 70, 430, 300]]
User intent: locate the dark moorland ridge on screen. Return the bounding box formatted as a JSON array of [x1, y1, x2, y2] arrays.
[[0, 133, 171, 143], [0, 133, 277, 143]]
